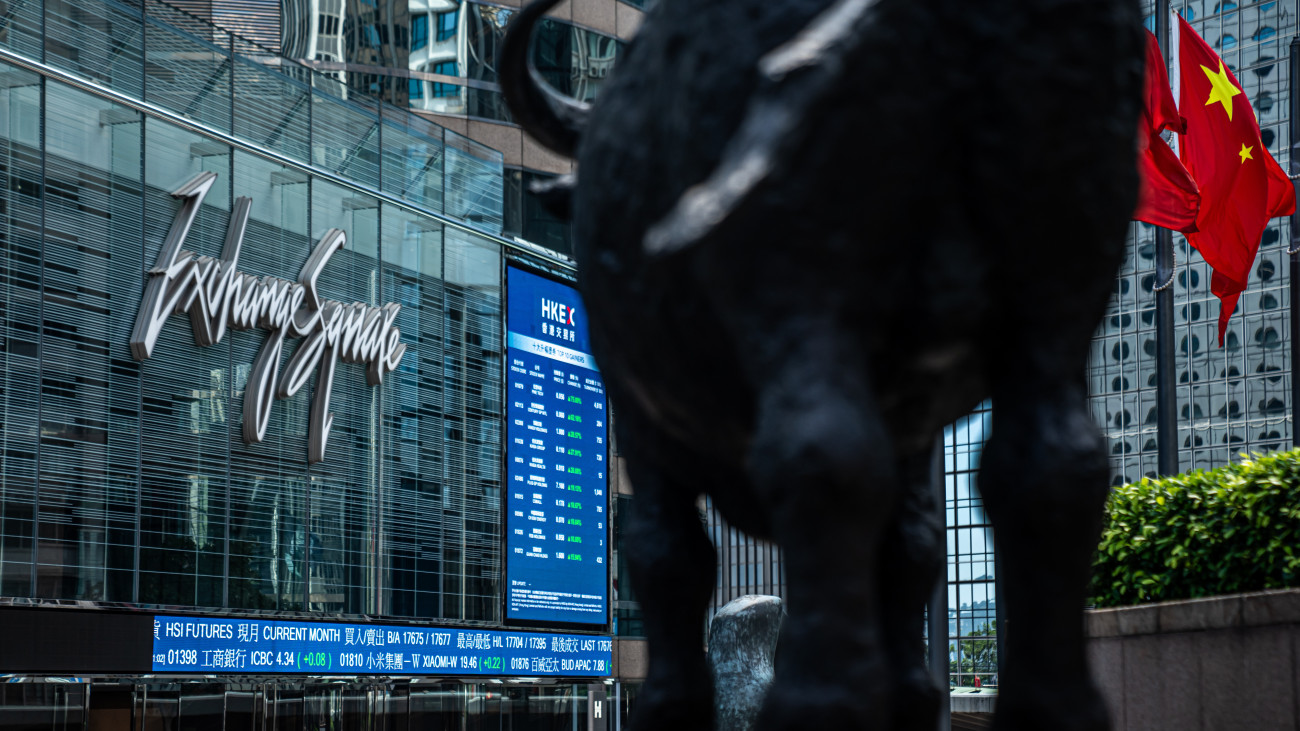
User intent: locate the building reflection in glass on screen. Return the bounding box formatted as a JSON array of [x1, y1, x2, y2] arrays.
[[277, 0, 622, 119], [410, 0, 467, 113]]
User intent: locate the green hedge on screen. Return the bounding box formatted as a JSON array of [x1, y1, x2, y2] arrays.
[[1090, 448, 1300, 608]]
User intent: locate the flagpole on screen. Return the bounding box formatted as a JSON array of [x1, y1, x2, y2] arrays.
[[1154, 4, 1180, 476], [1289, 35, 1300, 449]]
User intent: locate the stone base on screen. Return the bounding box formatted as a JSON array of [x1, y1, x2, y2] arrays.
[[1086, 588, 1300, 730]]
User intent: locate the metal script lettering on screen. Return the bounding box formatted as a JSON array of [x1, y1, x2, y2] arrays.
[[130, 172, 406, 464]]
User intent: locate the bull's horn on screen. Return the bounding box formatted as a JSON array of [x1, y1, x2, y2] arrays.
[[501, 0, 591, 158]]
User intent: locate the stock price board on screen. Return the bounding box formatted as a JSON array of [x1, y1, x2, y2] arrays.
[[504, 267, 609, 626], [151, 615, 611, 676]]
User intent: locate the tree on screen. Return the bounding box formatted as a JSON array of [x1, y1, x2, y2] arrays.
[[948, 620, 997, 687]]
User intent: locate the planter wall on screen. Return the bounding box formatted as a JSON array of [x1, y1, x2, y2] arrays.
[[1086, 588, 1300, 730]]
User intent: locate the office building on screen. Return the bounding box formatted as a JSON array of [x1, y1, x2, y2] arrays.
[[0, 0, 637, 727], [1094, 1, 1297, 483]]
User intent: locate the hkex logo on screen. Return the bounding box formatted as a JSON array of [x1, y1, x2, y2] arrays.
[[541, 299, 575, 326]]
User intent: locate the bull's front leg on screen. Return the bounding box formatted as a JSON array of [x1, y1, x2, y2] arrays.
[[619, 414, 719, 731], [879, 447, 946, 731], [745, 326, 902, 730], [978, 373, 1112, 731]]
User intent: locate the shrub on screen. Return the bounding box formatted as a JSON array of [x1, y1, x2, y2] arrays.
[[1090, 448, 1300, 608]]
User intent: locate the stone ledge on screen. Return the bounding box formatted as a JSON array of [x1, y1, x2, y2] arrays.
[[950, 691, 997, 714], [1086, 588, 1300, 638]]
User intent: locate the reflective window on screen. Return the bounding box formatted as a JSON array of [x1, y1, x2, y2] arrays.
[[433, 61, 459, 97], [412, 14, 428, 49], [33, 81, 144, 602], [281, 0, 621, 120], [613, 494, 643, 637], [436, 9, 459, 41], [0, 64, 41, 597]]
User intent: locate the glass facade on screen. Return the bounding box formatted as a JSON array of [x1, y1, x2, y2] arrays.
[[0, 4, 628, 727], [702, 498, 784, 619], [0, 0, 586, 629], [611, 494, 643, 637], [6, 0, 608, 728], [942, 404, 996, 689], [168, 0, 633, 256], [0, 59, 508, 620], [0, 62, 509, 616], [25, 0, 505, 229], [0, 679, 623, 731], [1093, 0, 1297, 483], [272, 0, 624, 122]]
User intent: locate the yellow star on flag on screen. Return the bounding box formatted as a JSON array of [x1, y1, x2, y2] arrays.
[[1202, 61, 1242, 121], [1239, 144, 1254, 163]]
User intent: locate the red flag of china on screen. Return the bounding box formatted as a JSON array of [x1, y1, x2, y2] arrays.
[[1134, 30, 1199, 232], [1178, 15, 1295, 345]]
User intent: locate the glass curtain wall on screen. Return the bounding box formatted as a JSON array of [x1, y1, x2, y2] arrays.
[[0, 57, 511, 621], [1091, 0, 1298, 484], [702, 498, 784, 619], [12, 0, 505, 232], [270, 0, 625, 122], [612, 494, 643, 637], [943, 404, 996, 689], [0, 680, 602, 731]]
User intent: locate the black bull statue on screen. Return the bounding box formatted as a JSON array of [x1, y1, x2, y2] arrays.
[[501, 0, 1145, 728]]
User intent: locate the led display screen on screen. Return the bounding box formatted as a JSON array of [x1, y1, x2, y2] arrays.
[[504, 266, 609, 625], [151, 615, 612, 676]]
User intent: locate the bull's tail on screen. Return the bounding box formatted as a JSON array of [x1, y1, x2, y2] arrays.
[[500, 0, 591, 158]]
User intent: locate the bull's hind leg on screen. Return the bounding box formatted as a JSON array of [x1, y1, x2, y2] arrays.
[[880, 448, 945, 731], [978, 373, 1111, 731], [746, 331, 900, 730], [619, 410, 719, 731]]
